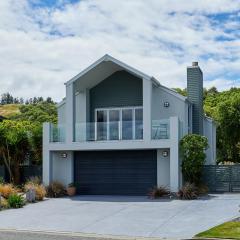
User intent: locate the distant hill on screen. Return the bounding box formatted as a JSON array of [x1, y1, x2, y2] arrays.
[[0, 104, 21, 118]]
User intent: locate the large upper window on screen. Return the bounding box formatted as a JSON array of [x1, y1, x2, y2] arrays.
[[95, 107, 143, 140]]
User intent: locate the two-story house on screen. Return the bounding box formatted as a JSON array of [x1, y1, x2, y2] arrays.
[[43, 54, 216, 195]]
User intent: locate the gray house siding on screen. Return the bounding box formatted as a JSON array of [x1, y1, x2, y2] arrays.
[[89, 70, 143, 121], [151, 86, 189, 135]]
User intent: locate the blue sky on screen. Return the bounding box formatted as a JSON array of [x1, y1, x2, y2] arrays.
[[29, 0, 79, 8], [0, 0, 239, 100]]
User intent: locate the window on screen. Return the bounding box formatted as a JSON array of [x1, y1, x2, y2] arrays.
[[96, 110, 107, 140], [109, 110, 120, 140], [135, 108, 143, 139], [95, 107, 143, 140], [122, 109, 133, 140]]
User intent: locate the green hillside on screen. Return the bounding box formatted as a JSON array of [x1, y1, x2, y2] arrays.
[[0, 104, 21, 118]]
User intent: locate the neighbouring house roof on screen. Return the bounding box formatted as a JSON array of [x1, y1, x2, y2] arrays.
[[204, 115, 215, 124], [57, 98, 66, 108]]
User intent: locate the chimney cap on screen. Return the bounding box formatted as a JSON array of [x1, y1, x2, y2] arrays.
[[192, 62, 198, 66]]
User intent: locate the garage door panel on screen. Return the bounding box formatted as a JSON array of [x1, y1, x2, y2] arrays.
[[74, 150, 157, 195]]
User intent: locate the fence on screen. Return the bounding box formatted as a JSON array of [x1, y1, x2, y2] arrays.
[[20, 165, 42, 183], [0, 165, 5, 181], [0, 165, 42, 183], [202, 165, 240, 192]]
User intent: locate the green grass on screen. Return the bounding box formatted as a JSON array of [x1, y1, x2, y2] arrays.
[[196, 222, 240, 239], [0, 104, 20, 118]]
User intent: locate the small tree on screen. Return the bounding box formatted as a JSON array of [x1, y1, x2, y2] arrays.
[[180, 134, 208, 185], [0, 120, 33, 184]]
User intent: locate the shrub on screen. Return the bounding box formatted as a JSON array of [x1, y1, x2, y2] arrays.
[[0, 184, 16, 199], [34, 185, 46, 201], [0, 197, 9, 209], [24, 182, 46, 201], [148, 186, 169, 199], [7, 194, 25, 208], [46, 181, 65, 198], [180, 134, 208, 184], [27, 176, 41, 185], [178, 182, 198, 200]]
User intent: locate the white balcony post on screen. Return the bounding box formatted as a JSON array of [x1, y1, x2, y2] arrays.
[[76, 90, 88, 141], [169, 116, 180, 192], [143, 79, 152, 141], [66, 83, 74, 143], [95, 122, 97, 141], [43, 123, 52, 185], [118, 121, 121, 140]]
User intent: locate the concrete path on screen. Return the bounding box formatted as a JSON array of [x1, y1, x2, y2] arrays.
[[0, 194, 239, 239]]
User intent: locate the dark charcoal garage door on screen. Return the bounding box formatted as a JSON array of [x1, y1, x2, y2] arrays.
[[74, 150, 157, 195]]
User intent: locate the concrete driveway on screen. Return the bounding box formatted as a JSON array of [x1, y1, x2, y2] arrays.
[[0, 194, 239, 239]]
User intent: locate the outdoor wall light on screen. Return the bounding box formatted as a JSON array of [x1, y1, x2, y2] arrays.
[[164, 102, 170, 107], [60, 152, 68, 158], [162, 150, 168, 157]]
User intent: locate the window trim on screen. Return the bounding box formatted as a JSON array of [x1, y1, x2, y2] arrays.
[[94, 106, 143, 140]]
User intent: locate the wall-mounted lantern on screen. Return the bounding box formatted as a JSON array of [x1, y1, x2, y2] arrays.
[[164, 102, 170, 108], [60, 152, 68, 158], [162, 150, 168, 157]]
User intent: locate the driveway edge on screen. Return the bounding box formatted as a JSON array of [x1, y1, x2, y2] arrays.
[[0, 229, 164, 240]]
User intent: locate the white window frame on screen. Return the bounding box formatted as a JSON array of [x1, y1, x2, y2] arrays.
[[94, 106, 143, 140]]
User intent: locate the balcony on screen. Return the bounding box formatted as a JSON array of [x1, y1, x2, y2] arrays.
[[75, 121, 144, 142], [151, 119, 170, 139], [48, 119, 170, 143], [49, 124, 65, 143]]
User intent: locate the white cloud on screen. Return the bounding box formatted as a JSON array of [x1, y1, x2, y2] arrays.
[[0, 0, 239, 101]]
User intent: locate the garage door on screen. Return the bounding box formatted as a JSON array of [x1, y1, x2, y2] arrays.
[[74, 150, 157, 195]]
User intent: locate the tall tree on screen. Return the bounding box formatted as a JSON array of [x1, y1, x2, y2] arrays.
[[1, 92, 14, 105], [175, 87, 240, 163], [217, 95, 240, 162]]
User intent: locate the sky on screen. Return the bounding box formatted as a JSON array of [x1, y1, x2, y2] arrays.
[[0, 0, 240, 101]]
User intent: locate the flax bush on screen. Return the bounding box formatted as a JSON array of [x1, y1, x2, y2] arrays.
[[46, 181, 65, 198]]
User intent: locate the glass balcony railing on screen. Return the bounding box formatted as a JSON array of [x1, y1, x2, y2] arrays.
[[75, 121, 143, 142], [151, 119, 170, 139], [49, 119, 170, 143], [49, 123, 65, 142]]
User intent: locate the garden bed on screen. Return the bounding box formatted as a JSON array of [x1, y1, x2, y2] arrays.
[[0, 179, 67, 211], [0, 180, 44, 210]]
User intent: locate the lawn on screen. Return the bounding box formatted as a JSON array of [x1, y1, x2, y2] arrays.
[[0, 104, 20, 118], [196, 221, 240, 239]]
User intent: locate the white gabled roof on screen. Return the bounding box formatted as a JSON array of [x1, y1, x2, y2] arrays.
[[65, 54, 160, 87], [64, 54, 188, 103]]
